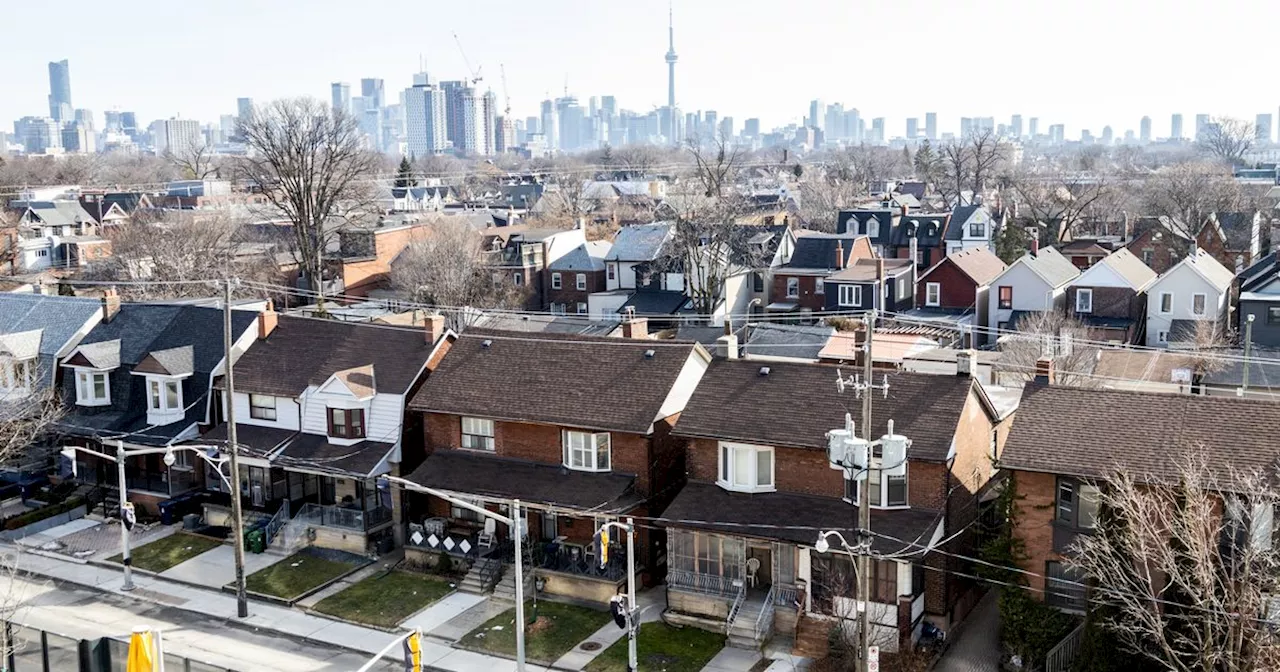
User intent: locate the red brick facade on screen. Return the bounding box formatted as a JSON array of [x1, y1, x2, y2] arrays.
[[916, 260, 980, 311], [770, 273, 829, 311], [1126, 229, 1188, 275], [544, 268, 606, 313]]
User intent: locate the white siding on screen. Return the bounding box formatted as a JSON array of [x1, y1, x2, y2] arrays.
[[1145, 262, 1228, 347], [608, 262, 637, 290], [366, 393, 405, 444], [1072, 261, 1128, 289], [986, 262, 1054, 342], [300, 385, 405, 445], [233, 391, 302, 431], [656, 352, 711, 421]]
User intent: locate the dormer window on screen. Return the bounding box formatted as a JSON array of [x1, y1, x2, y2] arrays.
[[75, 370, 110, 406], [563, 430, 610, 472], [866, 218, 879, 238], [328, 408, 366, 439], [968, 220, 986, 238], [0, 358, 34, 396], [148, 378, 182, 413]]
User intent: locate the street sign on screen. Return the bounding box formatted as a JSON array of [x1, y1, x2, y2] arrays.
[[867, 645, 880, 672]]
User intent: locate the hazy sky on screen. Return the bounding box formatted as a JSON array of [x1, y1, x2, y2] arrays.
[[5, 0, 1277, 139]]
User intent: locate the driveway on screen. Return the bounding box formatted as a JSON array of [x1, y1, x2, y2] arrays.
[[934, 590, 1000, 672]]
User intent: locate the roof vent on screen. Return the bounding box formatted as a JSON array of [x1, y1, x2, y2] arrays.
[[759, 366, 771, 376], [481, 339, 493, 348], [644, 349, 656, 359]]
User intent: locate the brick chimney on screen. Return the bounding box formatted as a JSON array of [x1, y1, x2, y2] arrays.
[[424, 313, 446, 345], [258, 299, 278, 340], [101, 287, 120, 323], [1030, 238, 1040, 257], [621, 316, 649, 340], [835, 241, 845, 270], [1034, 356, 1055, 384]]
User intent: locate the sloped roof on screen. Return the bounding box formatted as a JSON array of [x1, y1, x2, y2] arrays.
[[549, 240, 611, 271], [743, 323, 834, 360], [1002, 382, 1280, 482], [674, 359, 975, 461], [1012, 246, 1080, 288], [1081, 248, 1157, 289], [945, 205, 991, 241], [1237, 251, 1277, 293], [21, 201, 97, 227], [786, 232, 862, 270], [606, 222, 672, 262], [408, 332, 702, 434], [66, 339, 121, 370], [333, 365, 376, 398], [0, 330, 42, 361], [922, 247, 1007, 286], [1173, 248, 1236, 291], [1205, 211, 1258, 249], [227, 315, 437, 398], [827, 258, 914, 282], [134, 345, 194, 377], [406, 450, 642, 511]]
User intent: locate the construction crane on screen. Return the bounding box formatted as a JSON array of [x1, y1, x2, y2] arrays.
[[499, 63, 511, 117], [452, 32, 483, 87]]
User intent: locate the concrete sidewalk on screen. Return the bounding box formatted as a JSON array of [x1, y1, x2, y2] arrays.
[[10, 545, 552, 672]]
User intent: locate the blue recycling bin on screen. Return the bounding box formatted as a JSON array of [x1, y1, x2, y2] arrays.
[[157, 499, 178, 525]]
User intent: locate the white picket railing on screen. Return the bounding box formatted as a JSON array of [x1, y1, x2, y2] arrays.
[[1045, 622, 1085, 672]]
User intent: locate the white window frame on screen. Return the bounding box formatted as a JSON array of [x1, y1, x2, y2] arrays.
[[0, 358, 34, 395], [461, 417, 495, 451], [838, 284, 861, 307], [786, 277, 799, 298], [867, 459, 910, 509], [1075, 288, 1093, 314], [249, 394, 277, 421], [513, 272, 524, 287], [74, 368, 111, 406], [968, 221, 986, 238], [866, 219, 879, 238], [1191, 293, 1207, 316], [563, 430, 611, 472], [551, 272, 562, 290], [575, 273, 587, 291], [576, 302, 588, 314], [815, 277, 824, 295], [147, 376, 183, 413], [550, 303, 566, 315], [1159, 292, 1173, 314], [925, 282, 941, 307], [717, 442, 775, 493]]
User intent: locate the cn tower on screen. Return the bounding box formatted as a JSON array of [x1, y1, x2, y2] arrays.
[[665, 3, 678, 143]]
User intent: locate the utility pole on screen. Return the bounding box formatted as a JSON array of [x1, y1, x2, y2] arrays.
[[224, 278, 249, 618], [117, 439, 133, 591], [856, 309, 874, 672], [513, 499, 526, 672], [1243, 314, 1256, 394]]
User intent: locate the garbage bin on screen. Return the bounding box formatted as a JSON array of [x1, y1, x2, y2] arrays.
[[246, 528, 265, 554], [157, 499, 177, 526]]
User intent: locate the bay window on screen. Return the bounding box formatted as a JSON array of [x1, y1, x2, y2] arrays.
[[717, 442, 774, 493], [147, 378, 182, 413], [461, 417, 495, 451], [563, 430, 610, 471]]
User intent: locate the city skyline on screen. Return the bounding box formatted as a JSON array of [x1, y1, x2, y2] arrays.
[[4, 0, 1279, 139]]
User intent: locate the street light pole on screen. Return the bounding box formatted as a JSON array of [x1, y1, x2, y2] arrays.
[[223, 278, 250, 618], [625, 516, 638, 672], [116, 439, 133, 591], [857, 310, 873, 672], [513, 498, 526, 672]]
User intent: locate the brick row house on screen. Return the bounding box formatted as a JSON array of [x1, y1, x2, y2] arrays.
[[546, 240, 611, 315], [400, 329, 711, 601], [769, 233, 873, 315], [998, 372, 1280, 612], [915, 248, 1007, 333], [197, 311, 453, 554], [661, 358, 1016, 652]]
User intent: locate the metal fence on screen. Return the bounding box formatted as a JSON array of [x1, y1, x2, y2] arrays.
[[4, 622, 235, 672]]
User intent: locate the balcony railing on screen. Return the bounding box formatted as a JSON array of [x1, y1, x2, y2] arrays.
[[667, 569, 738, 597], [294, 503, 391, 532]]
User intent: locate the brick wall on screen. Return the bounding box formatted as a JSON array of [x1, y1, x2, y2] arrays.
[[1126, 229, 1188, 275], [916, 260, 977, 310], [545, 269, 606, 312], [1010, 469, 1059, 599], [771, 274, 828, 311]]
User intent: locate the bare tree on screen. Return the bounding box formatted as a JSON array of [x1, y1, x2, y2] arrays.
[[165, 139, 220, 180], [237, 98, 379, 314], [936, 130, 1009, 206], [996, 312, 1099, 387], [1010, 169, 1113, 238], [686, 134, 743, 198], [0, 363, 64, 468], [388, 218, 523, 328], [1140, 162, 1244, 236], [1071, 454, 1280, 672], [612, 144, 668, 178], [797, 177, 863, 231], [1198, 116, 1255, 166]]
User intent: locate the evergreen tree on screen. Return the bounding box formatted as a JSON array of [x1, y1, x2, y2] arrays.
[[994, 223, 1030, 264], [395, 156, 416, 188]]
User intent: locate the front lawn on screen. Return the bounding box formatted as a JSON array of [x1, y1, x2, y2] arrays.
[[312, 570, 453, 628], [585, 622, 725, 672], [243, 550, 361, 600], [460, 600, 612, 664], [106, 532, 222, 573]]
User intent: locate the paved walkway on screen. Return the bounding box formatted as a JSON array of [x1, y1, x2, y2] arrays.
[[17, 517, 173, 561], [551, 589, 665, 670], [160, 543, 287, 588], [935, 590, 1001, 672]]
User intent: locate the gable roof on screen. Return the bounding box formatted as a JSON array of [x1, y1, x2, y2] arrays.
[[20, 201, 97, 227], [920, 247, 1007, 286], [1160, 248, 1236, 292], [1078, 248, 1157, 290], [408, 332, 703, 434], [227, 315, 438, 398], [944, 205, 992, 241], [674, 359, 976, 461], [742, 323, 834, 360], [0, 294, 101, 360], [66, 339, 121, 370], [549, 240, 611, 271], [606, 222, 673, 262], [1001, 383, 1280, 482], [1238, 251, 1278, 293], [1132, 215, 1193, 241], [0, 330, 42, 361], [1007, 246, 1080, 288], [1203, 211, 1258, 249], [786, 232, 863, 270], [895, 213, 949, 246], [133, 345, 195, 377]]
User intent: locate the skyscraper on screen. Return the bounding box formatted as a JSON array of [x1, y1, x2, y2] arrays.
[[361, 79, 385, 110], [541, 99, 558, 151], [1256, 113, 1273, 143], [1101, 125, 1114, 145], [48, 60, 72, 123], [404, 79, 448, 157], [151, 118, 202, 156], [664, 4, 678, 144], [1010, 114, 1023, 139], [871, 118, 885, 144], [744, 118, 760, 138], [1195, 114, 1210, 141], [906, 118, 919, 140], [1170, 113, 1183, 140], [1029, 117, 1040, 138], [332, 83, 351, 115], [1140, 116, 1152, 143], [809, 100, 824, 129], [924, 113, 937, 141]]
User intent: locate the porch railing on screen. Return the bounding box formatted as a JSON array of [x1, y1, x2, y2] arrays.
[[1045, 622, 1085, 672], [294, 503, 391, 532], [725, 583, 747, 634], [776, 584, 800, 608], [753, 584, 778, 641], [264, 500, 289, 546], [667, 569, 737, 596]]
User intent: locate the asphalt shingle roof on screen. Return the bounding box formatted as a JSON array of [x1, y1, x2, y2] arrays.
[[674, 359, 975, 461], [786, 233, 862, 270], [549, 241, 611, 271], [743, 323, 834, 360], [227, 315, 437, 398], [0, 294, 101, 386], [927, 248, 1007, 286], [405, 450, 642, 511], [408, 332, 700, 434], [606, 223, 672, 262], [1015, 246, 1080, 288], [1001, 382, 1280, 481], [1082, 248, 1157, 289]]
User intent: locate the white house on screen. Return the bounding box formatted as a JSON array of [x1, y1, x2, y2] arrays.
[[944, 205, 998, 256], [1144, 249, 1235, 347], [985, 246, 1080, 343]]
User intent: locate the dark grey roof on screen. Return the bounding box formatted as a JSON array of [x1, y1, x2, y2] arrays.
[[405, 450, 642, 512], [674, 359, 976, 461], [1206, 211, 1258, 249], [675, 325, 747, 347], [467, 313, 615, 336], [836, 210, 897, 245], [193, 422, 297, 459], [408, 332, 702, 434], [226, 315, 437, 398], [606, 223, 672, 261], [0, 294, 101, 387], [743, 323, 834, 360], [1239, 252, 1277, 293], [619, 290, 694, 316], [136, 345, 194, 377], [20, 201, 97, 227], [786, 233, 861, 270], [894, 214, 949, 246], [661, 481, 941, 553], [1167, 319, 1214, 343], [944, 205, 989, 241], [1200, 347, 1280, 392], [549, 241, 611, 271], [1001, 382, 1280, 482], [275, 434, 397, 478]]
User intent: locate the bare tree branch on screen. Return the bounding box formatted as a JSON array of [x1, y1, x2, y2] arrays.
[[1198, 117, 1255, 166]]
